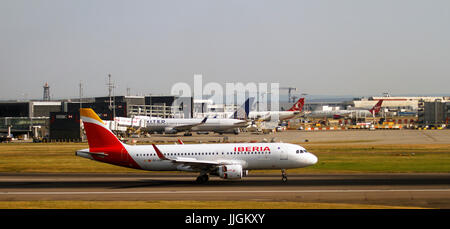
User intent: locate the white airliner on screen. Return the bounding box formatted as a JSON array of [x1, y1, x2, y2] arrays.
[[197, 97, 305, 121], [248, 98, 305, 121], [306, 99, 384, 119], [76, 108, 318, 183], [144, 117, 248, 135], [142, 98, 255, 135]]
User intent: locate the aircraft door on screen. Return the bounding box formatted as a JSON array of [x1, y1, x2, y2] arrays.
[[279, 146, 288, 160], [120, 148, 129, 164]]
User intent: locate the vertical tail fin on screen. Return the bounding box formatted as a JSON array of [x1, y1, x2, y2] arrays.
[[369, 100, 383, 115], [230, 97, 255, 119], [288, 98, 305, 112], [80, 108, 125, 152]]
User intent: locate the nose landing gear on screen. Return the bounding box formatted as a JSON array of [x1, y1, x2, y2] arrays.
[[281, 169, 287, 182]]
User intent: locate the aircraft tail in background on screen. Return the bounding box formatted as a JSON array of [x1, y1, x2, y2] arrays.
[[369, 100, 383, 115], [230, 97, 255, 120], [288, 98, 305, 112]]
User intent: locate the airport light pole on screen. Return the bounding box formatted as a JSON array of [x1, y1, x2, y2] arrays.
[[301, 93, 308, 111], [106, 74, 116, 121], [79, 81, 83, 109]]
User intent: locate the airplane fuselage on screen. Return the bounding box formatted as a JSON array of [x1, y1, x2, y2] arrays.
[[248, 111, 300, 121], [306, 109, 372, 118], [76, 142, 317, 172], [78, 108, 317, 182], [144, 118, 248, 133]]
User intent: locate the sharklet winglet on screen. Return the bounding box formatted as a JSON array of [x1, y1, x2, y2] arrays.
[[152, 144, 169, 160]]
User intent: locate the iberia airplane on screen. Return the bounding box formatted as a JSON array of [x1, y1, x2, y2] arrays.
[[76, 108, 318, 183]]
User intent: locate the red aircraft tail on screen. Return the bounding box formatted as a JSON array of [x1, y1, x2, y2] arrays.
[[369, 100, 383, 115], [80, 108, 126, 152], [288, 98, 305, 112]]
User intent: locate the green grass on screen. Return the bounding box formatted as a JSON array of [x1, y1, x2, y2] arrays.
[[294, 152, 450, 173], [0, 143, 138, 173], [0, 143, 449, 173], [302, 143, 450, 153], [293, 143, 450, 173]]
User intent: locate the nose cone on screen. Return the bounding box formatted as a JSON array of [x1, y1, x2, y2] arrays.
[[307, 153, 318, 165]]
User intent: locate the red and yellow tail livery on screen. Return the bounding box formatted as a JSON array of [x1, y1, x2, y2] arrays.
[[80, 108, 123, 151]]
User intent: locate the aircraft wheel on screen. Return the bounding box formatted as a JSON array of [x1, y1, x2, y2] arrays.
[[281, 169, 288, 182], [196, 174, 209, 184]]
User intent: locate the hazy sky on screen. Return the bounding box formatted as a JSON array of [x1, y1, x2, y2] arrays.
[[1, 0, 449, 100]]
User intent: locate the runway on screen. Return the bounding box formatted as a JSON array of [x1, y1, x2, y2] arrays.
[[1, 173, 449, 208]]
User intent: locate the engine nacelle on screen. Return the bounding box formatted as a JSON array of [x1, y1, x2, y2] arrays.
[[333, 114, 343, 119], [217, 165, 247, 179], [164, 127, 177, 134]]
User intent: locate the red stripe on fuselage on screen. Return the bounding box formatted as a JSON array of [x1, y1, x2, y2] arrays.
[[83, 122, 141, 169]]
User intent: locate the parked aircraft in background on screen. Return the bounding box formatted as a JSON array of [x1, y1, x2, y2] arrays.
[[248, 98, 305, 121], [141, 98, 253, 135], [194, 97, 254, 120], [76, 108, 318, 183], [143, 116, 249, 135], [305, 100, 383, 119], [195, 97, 304, 122]]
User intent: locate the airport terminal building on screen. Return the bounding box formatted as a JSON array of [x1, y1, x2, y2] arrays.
[[0, 95, 194, 141], [1, 94, 449, 141]]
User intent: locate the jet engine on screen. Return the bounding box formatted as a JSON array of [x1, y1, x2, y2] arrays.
[[164, 127, 178, 134], [217, 165, 248, 179], [333, 114, 343, 119]]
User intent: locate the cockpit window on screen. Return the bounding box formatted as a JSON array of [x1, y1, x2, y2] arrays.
[[296, 150, 300, 154]]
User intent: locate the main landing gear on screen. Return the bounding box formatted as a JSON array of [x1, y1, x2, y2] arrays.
[[281, 169, 288, 182], [196, 174, 209, 184]]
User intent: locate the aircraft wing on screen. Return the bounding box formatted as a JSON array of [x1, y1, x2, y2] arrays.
[[152, 144, 222, 170], [258, 112, 271, 121], [172, 117, 207, 132], [172, 157, 220, 166]]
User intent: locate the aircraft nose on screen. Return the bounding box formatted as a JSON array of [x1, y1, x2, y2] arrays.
[[307, 153, 318, 165]]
